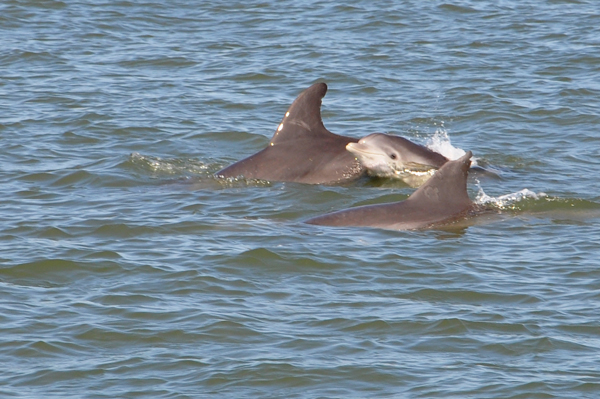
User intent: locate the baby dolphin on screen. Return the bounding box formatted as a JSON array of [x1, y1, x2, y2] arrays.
[[346, 133, 449, 178], [305, 151, 477, 231], [216, 83, 365, 184]]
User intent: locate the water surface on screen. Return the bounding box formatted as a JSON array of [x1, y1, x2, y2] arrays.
[[2, 1, 600, 398]]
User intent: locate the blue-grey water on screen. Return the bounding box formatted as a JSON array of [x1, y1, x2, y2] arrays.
[[2, 1, 600, 398]]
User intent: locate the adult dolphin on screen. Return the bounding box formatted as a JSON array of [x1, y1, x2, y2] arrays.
[[305, 151, 479, 230], [346, 132, 449, 178], [215, 83, 365, 184]]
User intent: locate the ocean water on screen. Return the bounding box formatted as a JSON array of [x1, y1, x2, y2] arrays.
[[2, 0, 600, 397]]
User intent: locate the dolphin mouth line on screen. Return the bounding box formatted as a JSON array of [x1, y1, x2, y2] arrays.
[[395, 168, 436, 177], [346, 143, 383, 156]]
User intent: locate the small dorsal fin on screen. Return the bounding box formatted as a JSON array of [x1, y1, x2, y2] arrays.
[[270, 82, 330, 145], [406, 151, 473, 211]]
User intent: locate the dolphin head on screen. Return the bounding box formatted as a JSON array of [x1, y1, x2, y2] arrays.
[[346, 133, 404, 177]]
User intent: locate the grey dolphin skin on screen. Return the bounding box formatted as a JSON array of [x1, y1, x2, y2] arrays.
[[305, 151, 477, 230], [346, 133, 449, 178], [215, 83, 365, 184]]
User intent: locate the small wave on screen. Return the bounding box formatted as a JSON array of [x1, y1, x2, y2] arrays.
[[426, 128, 473, 163], [128, 153, 213, 177], [212, 175, 273, 188], [128, 153, 275, 188], [475, 182, 547, 209], [475, 185, 545, 209], [474, 183, 600, 225]]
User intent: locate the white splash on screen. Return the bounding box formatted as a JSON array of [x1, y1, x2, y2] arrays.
[[475, 184, 546, 209], [426, 128, 478, 166]]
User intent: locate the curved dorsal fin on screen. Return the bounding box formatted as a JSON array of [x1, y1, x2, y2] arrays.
[[270, 82, 330, 145], [406, 151, 473, 211]]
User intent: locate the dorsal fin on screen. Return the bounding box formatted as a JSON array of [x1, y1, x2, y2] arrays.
[[406, 151, 473, 211], [270, 82, 330, 145]]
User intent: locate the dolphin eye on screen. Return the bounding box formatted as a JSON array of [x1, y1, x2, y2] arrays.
[[389, 153, 397, 160]]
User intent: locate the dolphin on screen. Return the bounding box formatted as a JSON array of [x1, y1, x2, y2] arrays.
[[305, 151, 478, 230], [346, 132, 449, 178], [215, 83, 365, 184]]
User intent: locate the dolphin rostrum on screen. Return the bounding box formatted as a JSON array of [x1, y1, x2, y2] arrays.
[[305, 151, 477, 230], [216, 83, 365, 184]]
